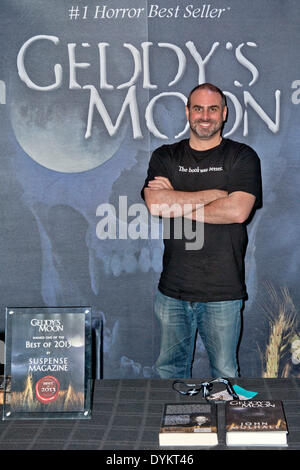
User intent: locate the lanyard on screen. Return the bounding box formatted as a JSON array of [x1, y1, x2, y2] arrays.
[[172, 377, 239, 400]]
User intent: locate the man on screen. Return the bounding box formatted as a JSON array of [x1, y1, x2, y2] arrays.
[[141, 83, 262, 379]]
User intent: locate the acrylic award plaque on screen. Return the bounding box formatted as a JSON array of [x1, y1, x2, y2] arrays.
[[2, 307, 92, 420]]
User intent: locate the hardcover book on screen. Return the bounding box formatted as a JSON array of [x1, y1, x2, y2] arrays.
[[159, 402, 218, 446], [226, 400, 288, 446]]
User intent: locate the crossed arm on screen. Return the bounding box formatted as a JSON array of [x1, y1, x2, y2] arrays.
[[144, 176, 256, 224]]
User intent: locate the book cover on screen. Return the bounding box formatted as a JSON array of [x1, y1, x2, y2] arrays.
[[159, 402, 218, 446], [226, 400, 288, 446]]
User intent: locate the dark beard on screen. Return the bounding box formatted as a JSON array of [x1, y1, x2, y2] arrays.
[[190, 119, 223, 139]]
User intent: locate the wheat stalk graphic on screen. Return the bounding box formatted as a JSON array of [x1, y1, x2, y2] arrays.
[[10, 374, 84, 411], [260, 282, 297, 378]]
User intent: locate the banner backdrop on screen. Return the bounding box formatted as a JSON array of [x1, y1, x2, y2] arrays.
[[1, 0, 300, 378]]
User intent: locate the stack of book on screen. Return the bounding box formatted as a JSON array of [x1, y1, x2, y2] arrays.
[[159, 399, 288, 447], [159, 402, 218, 446], [225, 399, 288, 446]]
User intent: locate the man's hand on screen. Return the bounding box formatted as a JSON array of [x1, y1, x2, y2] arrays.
[[186, 191, 256, 224], [147, 176, 174, 191]]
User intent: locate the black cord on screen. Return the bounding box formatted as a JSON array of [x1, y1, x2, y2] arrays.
[[172, 377, 239, 400], [172, 380, 203, 396]]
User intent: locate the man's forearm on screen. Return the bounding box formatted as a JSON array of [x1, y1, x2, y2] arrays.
[[185, 191, 256, 224], [144, 187, 227, 217]]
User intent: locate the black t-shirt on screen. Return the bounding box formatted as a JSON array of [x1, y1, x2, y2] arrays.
[[141, 138, 262, 302]]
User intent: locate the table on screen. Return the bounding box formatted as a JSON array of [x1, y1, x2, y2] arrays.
[[0, 378, 300, 450]]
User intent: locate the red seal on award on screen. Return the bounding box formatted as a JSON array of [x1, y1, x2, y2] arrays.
[[35, 376, 60, 404]]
